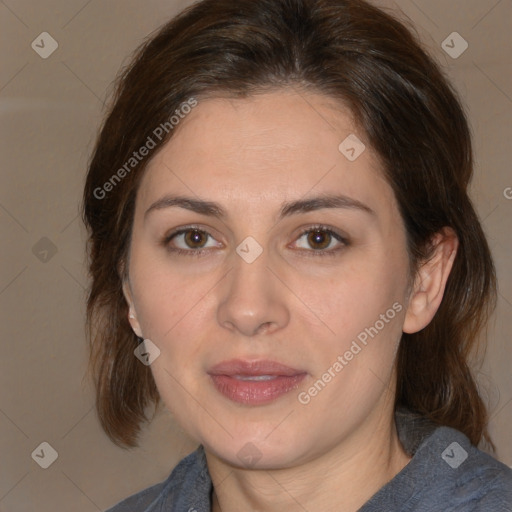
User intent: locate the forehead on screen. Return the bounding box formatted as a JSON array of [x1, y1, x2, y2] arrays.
[[136, 89, 396, 219]]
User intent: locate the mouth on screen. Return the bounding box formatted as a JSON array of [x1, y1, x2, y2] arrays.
[[207, 359, 307, 405]]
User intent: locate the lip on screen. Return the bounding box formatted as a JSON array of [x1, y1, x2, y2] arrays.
[[208, 359, 307, 405], [208, 358, 305, 377]]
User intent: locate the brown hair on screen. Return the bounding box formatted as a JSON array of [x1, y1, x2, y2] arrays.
[[82, 0, 497, 449]]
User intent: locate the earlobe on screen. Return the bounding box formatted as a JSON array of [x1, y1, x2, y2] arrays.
[[122, 278, 144, 338], [403, 227, 458, 334]]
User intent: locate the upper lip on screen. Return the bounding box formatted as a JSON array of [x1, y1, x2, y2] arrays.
[[208, 359, 305, 377]]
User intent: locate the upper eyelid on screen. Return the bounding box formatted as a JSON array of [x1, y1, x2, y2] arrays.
[[169, 228, 221, 246], [165, 225, 221, 243]]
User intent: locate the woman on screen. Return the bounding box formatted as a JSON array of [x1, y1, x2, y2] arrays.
[[82, 0, 512, 510]]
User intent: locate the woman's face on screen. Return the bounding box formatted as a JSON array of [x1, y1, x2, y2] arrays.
[[124, 89, 413, 468]]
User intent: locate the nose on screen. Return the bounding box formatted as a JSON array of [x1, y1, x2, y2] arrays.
[[216, 249, 290, 337]]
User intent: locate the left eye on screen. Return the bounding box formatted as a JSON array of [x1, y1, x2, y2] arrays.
[[293, 227, 346, 253]]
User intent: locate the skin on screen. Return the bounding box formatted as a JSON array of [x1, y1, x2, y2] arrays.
[[123, 89, 458, 511]]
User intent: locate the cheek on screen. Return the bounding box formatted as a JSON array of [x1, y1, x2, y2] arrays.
[[128, 241, 209, 335], [300, 264, 405, 404], [136, 277, 205, 342], [295, 261, 407, 393], [130, 262, 222, 385], [297, 255, 405, 334]]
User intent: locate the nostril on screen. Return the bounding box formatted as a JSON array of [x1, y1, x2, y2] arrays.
[[255, 322, 273, 335]]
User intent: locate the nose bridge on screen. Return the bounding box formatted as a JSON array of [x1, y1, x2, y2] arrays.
[[216, 244, 289, 337]]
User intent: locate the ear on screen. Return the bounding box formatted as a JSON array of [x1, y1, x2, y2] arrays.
[[403, 227, 459, 334], [122, 278, 144, 338]]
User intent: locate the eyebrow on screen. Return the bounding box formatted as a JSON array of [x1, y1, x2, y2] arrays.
[[144, 193, 375, 221]]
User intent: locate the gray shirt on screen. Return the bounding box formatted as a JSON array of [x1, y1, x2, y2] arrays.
[[105, 409, 512, 511]]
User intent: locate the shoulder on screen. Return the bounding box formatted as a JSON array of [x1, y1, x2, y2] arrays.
[[443, 439, 512, 511], [361, 409, 512, 511], [104, 445, 212, 512]]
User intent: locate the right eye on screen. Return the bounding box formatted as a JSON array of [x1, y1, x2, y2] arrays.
[[163, 227, 222, 256]]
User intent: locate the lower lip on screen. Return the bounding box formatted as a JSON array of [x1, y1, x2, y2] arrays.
[[209, 374, 306, 405]]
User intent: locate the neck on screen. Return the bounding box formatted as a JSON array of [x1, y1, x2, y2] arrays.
[[207, 406, 411, 512]]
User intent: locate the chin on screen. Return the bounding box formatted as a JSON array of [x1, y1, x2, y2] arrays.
[[203, 430, 311, 470]]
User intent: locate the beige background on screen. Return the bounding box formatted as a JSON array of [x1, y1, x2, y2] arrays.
[[0, 0, 510, 510]]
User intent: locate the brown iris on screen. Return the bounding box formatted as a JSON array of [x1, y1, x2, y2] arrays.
[[184, 229, 208, 248], [307, 229, 331, 250]]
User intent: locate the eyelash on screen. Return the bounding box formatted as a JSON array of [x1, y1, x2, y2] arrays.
[[162, 224, 349, 258]]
